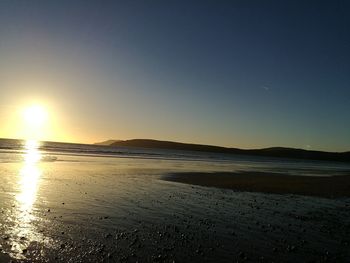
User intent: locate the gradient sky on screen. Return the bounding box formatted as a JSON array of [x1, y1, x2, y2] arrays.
[[0, 1, 349, 151]]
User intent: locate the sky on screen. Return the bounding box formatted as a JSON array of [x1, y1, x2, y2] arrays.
[[0, 0, 349, 151]]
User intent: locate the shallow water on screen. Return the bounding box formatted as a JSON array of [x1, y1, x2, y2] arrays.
[[0, 140, 350, 262]]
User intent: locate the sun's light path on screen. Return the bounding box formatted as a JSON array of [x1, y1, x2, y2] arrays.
[[9, 140, 44, 259], [17, 140, 42, 208]]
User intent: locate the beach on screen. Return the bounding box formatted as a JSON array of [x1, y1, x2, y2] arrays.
[[1, 0, 349, 261], [0, 140, 350, 262]]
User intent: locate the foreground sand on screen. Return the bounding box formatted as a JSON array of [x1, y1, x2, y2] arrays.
[[163, 171, 350, 198], [1, 156, 350, 262]]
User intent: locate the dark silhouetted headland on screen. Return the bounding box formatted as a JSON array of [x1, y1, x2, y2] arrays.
[[94, 139, 122, 146], [95, 139, 350, 163]]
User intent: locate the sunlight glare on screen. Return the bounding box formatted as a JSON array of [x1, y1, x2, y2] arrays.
[[9, 140, 44, 259], [23, 105, 48, 127], [20, 104, 50, 141], [24, 140, 42, 163], [17, 140, 42, 210]]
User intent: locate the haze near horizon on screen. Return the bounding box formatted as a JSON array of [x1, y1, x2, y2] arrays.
[[0, 1, 349, 152]]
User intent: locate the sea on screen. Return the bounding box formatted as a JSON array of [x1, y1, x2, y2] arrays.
[[1, 138, 349, 176], [0, 138, 349, 262]]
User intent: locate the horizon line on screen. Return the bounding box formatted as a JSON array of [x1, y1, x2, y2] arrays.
[[1, 137, 348, 154]]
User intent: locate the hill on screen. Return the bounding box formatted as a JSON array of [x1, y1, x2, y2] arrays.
[[95, 139, 350, 163], [94, 139, 122, 146]]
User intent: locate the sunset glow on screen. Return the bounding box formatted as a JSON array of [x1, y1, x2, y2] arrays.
[[0, 2, 349, 262], [23, 105, 48, 127], [20, 105, 49, 141]]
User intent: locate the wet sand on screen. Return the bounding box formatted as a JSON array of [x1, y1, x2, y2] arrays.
[[1, 154, 350, 262], [163, 171, 350, 198], [0, 252, 11, 262]]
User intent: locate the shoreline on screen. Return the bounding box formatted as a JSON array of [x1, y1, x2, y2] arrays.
[[163, 171, 350, 198]]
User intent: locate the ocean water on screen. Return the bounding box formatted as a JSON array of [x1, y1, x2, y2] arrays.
[[1, 138, 349, 176], [0, 138, 349, 262]]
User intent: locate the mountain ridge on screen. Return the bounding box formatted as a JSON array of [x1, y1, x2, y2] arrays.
[[95, 139, 350, 163]]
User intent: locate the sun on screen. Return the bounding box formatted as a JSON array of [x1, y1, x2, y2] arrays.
[[23, 105, 48, 127], [20, 104, 49, 141]]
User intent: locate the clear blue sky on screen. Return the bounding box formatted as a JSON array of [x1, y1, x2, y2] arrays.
[[0, 0, 349, 151]]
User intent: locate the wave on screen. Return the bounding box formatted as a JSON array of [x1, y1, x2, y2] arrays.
[[0, 138, 234, 163]]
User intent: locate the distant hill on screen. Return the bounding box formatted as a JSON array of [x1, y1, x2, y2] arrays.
[[95, 139, 350, 163], [94, 139, 122, 146]]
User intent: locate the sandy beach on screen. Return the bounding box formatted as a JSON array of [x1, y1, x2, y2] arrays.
[[1, 141, 350, 262], [1, 0, 350, 261], [163, 171, 350, 198]]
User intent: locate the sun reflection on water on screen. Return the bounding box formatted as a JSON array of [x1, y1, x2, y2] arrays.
[[17, 140, 42, 211], [9, 140, 43, 258]]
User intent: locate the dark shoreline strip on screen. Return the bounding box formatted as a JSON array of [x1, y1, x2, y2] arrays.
[[163, 171, 350, 198]]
